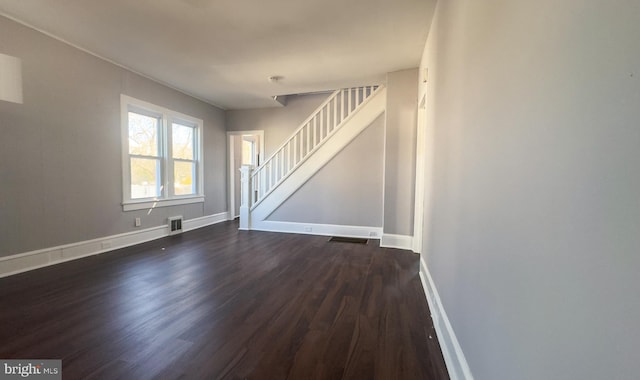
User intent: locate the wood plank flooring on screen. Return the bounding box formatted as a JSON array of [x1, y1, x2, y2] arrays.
[[0, 221, 449, 379]]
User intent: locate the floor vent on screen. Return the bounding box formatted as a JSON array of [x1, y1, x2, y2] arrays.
[[168, 216, 183, 235], [328, 236, 368, 244]]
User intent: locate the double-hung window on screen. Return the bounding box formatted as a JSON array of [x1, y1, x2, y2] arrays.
[[121, 95, 204, 211]]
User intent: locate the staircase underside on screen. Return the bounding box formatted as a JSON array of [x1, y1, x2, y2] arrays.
[[249, 87, 387, 228]]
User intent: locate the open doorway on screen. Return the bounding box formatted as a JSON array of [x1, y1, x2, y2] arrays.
[[228, 131, 264, 219]]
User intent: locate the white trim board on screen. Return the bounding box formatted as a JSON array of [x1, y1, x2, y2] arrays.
[[182, 212, 229, 231], [419, 258, 474, 380], [0, 212, 229, 278], [380, 234, 413, 251], [251, 220, 382, 240], [412, 94, 428, 254], [227, 130, 265, 220], [252, 221, 418, 252]]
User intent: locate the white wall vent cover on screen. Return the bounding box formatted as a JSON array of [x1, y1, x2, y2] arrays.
[[168, 216, 183, 235]]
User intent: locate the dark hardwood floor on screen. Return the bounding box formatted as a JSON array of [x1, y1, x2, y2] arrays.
[[0, 221, 449, 380]]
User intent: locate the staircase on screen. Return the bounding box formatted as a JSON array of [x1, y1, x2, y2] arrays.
[[239, 85, 386, 230]]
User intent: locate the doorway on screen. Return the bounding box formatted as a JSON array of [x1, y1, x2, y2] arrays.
[[228, 131, 264, 219]]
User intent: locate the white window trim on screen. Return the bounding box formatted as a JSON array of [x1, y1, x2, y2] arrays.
[[121, 94, 204, 211]]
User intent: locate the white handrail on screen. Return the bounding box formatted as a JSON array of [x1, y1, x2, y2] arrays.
[[252, 88, 341, 177], [250, 85, 381, 206]]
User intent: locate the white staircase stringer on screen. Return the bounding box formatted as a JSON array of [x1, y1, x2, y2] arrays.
[[250, 87, 387, 225]]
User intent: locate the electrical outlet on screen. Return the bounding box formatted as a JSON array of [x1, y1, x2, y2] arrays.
[[369, 231, 378, 237], [135, 217, 141, 227]]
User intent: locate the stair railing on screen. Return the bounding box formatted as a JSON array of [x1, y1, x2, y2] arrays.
[[249, 85, 381, 209]]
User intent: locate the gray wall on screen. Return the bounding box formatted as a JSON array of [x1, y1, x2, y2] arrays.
[[421, 1, 640, 379], [268, 115, 384, 226], [384, 69, 418, 236], [0, 16, 226, 258], [227, 80, 418, 232], [225, 94, 327, 157]]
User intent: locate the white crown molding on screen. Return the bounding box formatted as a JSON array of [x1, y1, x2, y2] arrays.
[[0, 11, 226, 110]]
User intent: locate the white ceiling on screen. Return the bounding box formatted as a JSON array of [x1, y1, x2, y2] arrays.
[[0, 0, 434, 109]]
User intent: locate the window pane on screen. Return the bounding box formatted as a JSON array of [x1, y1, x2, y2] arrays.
[[174, 161, 195, 195], [172, 123, 194, 160], [129, 112, 159, 156], [131, 157, 161, 198]]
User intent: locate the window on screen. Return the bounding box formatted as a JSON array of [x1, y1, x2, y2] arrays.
[[121, 95, 204, 211], [172, 122, 197, 196]]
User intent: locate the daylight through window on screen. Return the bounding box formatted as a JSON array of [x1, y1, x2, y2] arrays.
[[121, 95, 204, 211]]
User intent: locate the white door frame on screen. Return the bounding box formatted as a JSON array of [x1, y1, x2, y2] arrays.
[[413, 95, 427, 253], [227, 130, 265, 220]]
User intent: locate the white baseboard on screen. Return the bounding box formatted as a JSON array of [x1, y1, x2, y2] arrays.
[[183, 212, 229, 231], [251, 222, 414, 250], [252, 220, 382, 240], [380, 233, 413, 250], [419, 258, 474, 380], [0, 211, 229, 278]]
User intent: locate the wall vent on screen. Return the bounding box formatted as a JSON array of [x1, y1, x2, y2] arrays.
[[168, 216, 183, 235], [328, 236, 368, 244]]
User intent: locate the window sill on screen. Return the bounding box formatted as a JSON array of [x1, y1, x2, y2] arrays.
[[122, 196, 205, 211]]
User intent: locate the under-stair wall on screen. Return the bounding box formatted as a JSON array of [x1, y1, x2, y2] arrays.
[[238, 86, 387, 237], [265, 114, 385, 233], [229, 92, 385, 237], [230, 73, 419, 245]]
